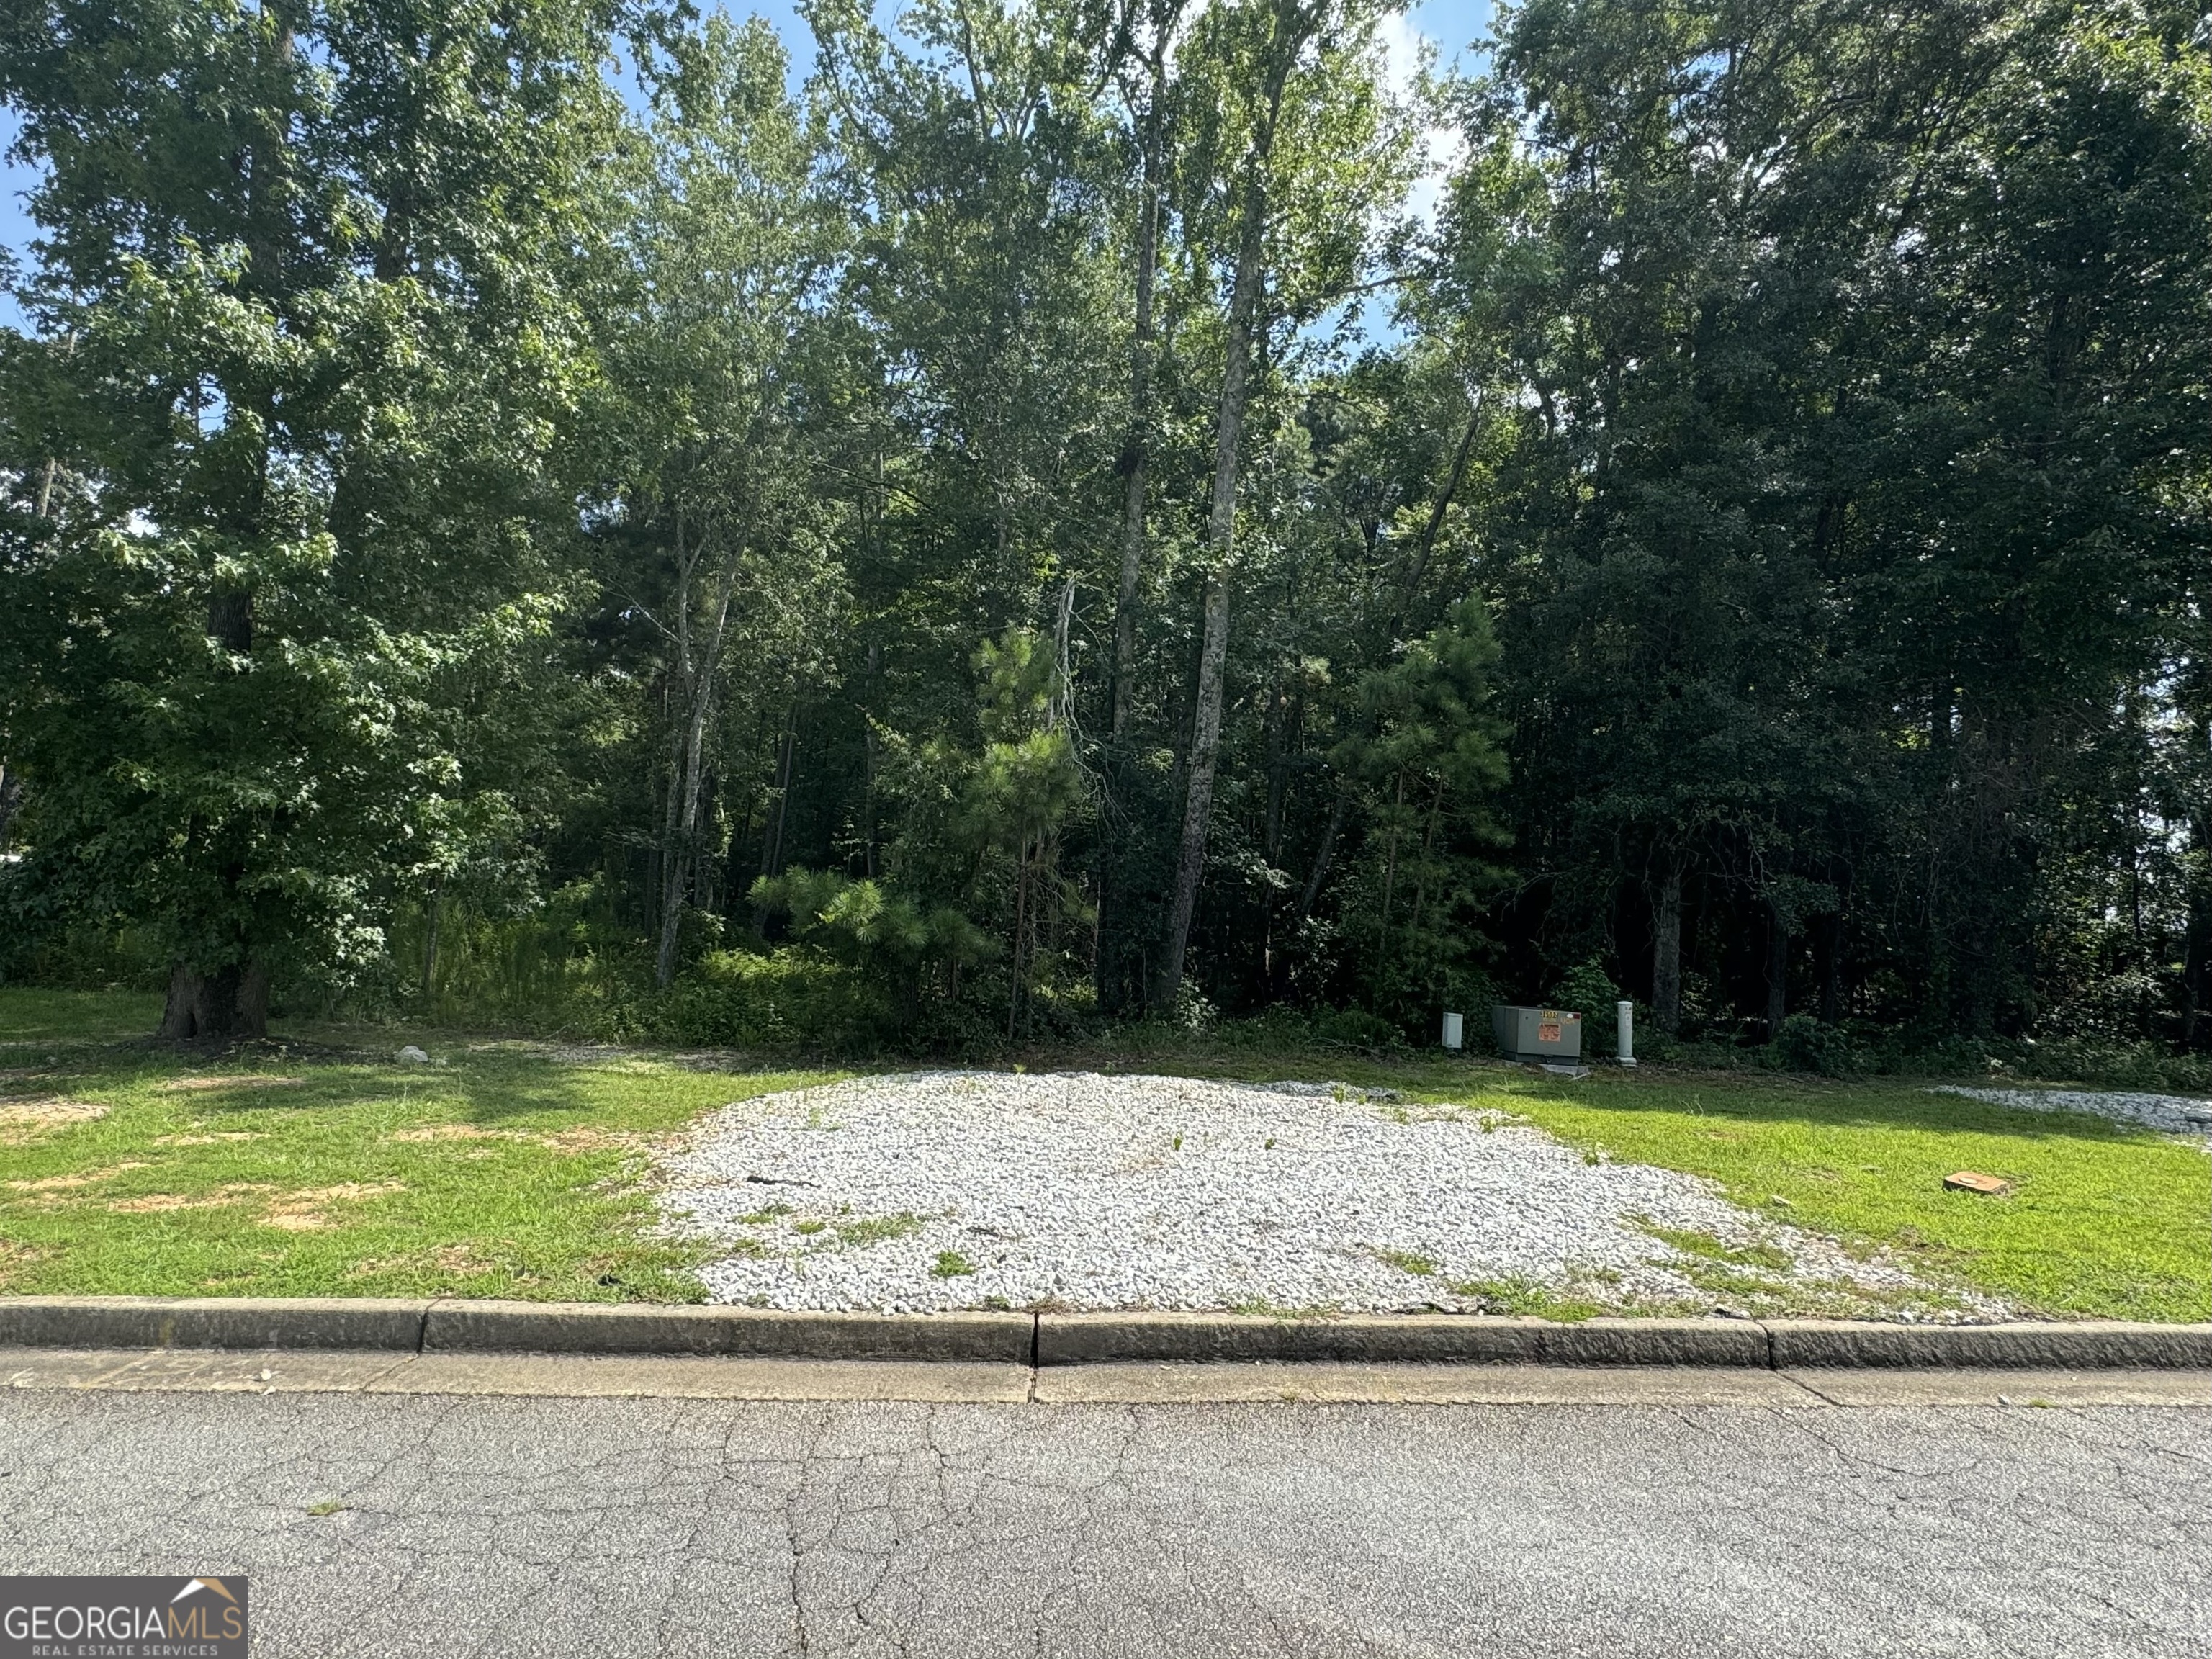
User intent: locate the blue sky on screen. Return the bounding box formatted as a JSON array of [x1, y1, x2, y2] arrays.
[[0, 0, 1491, 328]]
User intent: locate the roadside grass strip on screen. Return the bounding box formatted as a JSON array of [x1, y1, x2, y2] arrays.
[[1, 990, 2204, 1321]]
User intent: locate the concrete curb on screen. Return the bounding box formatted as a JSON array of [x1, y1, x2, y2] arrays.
[[1035, 1313, 1551, 1366], [1, 1298, 2206, 1370], [0, 1296, 433, 1352], [424, 1301, 1034, 1364], [1763, 1319, 2211, 1370]]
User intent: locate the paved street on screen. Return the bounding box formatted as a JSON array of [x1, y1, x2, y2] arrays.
[[2, 1362, 2206, 1658]]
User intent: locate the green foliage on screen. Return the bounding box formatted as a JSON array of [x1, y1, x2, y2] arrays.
[[1331, 597, 1513, 1015], [0, 0, 629, 1035], [1, 0, 2203, 1073], [1552, 958, 1620, 1025], [1770, 1014, 1856, 1079], [655, 948, 896, 1051], [1439, 0, 2212, 1048]]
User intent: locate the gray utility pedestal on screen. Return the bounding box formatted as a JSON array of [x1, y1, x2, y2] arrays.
[[1492, 1004, 1583, 1062]]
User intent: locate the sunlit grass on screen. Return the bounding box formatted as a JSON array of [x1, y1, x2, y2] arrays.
[[0, 994, 841, 1301], [3, 989, 2205, 1319]]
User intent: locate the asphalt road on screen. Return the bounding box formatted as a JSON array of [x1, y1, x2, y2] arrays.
[[2, 1375, 2206, 1658]]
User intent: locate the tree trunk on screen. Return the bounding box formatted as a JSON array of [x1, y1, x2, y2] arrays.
[[753, 701, 799, 938], [1818, 911, 1843, 1025], [654, 689, 687, 978], [1765, 896, 1787, 1039], [421, 884, 443, 999], [163, 580, 264, 1043], [1156, 564, 1234, 1011], [657, 668, 716, 987], [1393, 403, 1482, 619], [1009, 836, 1030, 1040], [657, 526, 743, 989], [2184, 809, 2211, 1050], [161, 961, 266, 1042], [160, 962, 202, 1041], [1152, 48, 1292, 1012], [236, 961, 270, 1039], [1406, 781, 1444, 947], [1293, 783, 1353, 930], [1653, 862, 1684, 1037], [1374, 772, 1404, 992], [1110, 48, 1165, 740]]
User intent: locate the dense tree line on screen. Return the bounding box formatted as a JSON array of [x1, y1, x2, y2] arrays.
[[2, 0, 2206, 1061]]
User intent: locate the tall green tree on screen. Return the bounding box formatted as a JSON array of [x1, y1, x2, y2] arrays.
[[1426, 0, 2211, 1040], [1148, 0, 1421, 1012], [584, 12, 849, 988], [0, 0, 631, 1034]]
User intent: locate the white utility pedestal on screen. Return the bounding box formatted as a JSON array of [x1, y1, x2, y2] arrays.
[[1441, 1011, 1464, 1051], [1617, 1000, 1637, 1066]]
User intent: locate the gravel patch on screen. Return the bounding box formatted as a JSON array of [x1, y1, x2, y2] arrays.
[[1933, 1085, 2212, 1141], [660, 1071, 1962, 1316]]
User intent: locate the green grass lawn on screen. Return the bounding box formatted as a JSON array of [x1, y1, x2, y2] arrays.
[[2, 989, 2205, 1319], [1, 994, 841, 1301]]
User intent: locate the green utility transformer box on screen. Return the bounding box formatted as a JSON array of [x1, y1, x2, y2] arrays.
[[1491, 1004, 1583, 1062]]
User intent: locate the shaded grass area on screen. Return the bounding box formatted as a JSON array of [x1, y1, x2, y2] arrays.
[[3, 991, 2206, 1319], [1, 994, 841, 1300], [0, 988, 168, 1044]]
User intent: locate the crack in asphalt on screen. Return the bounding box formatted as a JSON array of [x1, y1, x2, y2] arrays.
[[0, 1393, 2203, 1657]]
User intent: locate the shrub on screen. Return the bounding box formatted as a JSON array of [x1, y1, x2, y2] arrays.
[[1552, 956, 1623, 1024], [649, 948, 896, 1051], [1769, 1012, 1856, 1076]]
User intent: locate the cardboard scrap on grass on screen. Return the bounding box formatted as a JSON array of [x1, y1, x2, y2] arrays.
[[1943, 1170, 2012, 1195]]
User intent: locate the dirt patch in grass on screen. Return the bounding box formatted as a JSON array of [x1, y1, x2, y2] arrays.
[[262, 1183, 407, 1232], [387, 1123, 643, 1153], [537, 1127, 647, 1153], [108, 1185, 276, 1214], [162, 1075, 305, 1092], [6, 1161, 150, 1193], [0, 1097, 108, 1142], [153, 1132, 266, 1146]]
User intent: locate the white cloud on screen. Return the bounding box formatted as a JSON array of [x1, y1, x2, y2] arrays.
[[1377, 10, 1470, 230]]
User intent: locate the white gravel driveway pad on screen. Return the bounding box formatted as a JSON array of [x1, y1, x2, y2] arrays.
[[1933, 1085, 2212, 1141], [659, 1071, 1926, 1313]]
